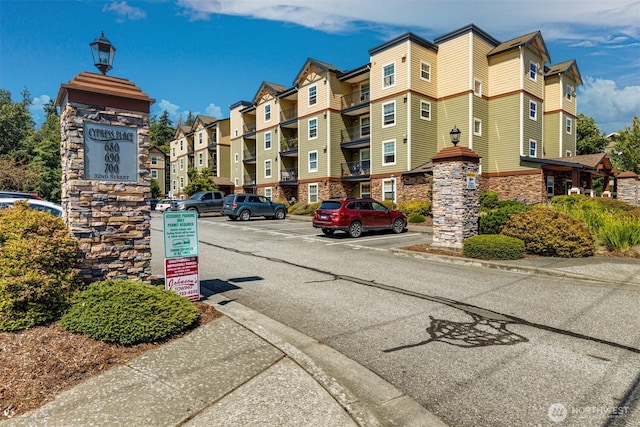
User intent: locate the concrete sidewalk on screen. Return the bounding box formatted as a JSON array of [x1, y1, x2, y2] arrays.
[[3, 293, 445, 427]]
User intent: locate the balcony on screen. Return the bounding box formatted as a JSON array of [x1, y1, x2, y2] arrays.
[[243, 122, 257, 139], [341, 90, 370, 116], [280, 106, 298, 128], [243, 174, 257, 190], [341, 160, 370, 182], [243, 148, 257, 164], [280, 168, 298, 186], [340, 125, 370, 149], [280, 137, 299, 157]]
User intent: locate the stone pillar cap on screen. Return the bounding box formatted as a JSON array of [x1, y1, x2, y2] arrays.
[[432, 146, 481, 163]]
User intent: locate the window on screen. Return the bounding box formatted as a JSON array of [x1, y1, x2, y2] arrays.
[[172, 163, 176, 174], [172, 147, 175, 157], [529, 62, 538, 81], [172, 180, 176, 191], [420, 101, 431, 120], [234, 177, 239, 185], [234, 153, 239, 163], [234, 129, 239, 137], [360, 116, 370, 137], [198, 152, 204, 166], [529, 140, 537, 157], [474, 79, 482, 97], [265, 159, 272, 178], [308, 118, 318, 139], [420, 62, 431, 81], [383, 140, 396, 165], [566, 118, 572, 134], [151, 170, 158, 179], [199, 132, 203, 145], [474, 118, 482, 136], [382, 101, 395, 127], [308, 85, 317, 106], [566, 150, 572, 157], [179, 158, 184, 170], [179, 176, 184, 189], [566, 85, 573, 101], [308, 184, 318, 203], [360, 183, 371, 198], [546, 177, 554, 196], [265, 104, 271, 122], [360, 82, 370, 102], [151, 156, 158, 165], [308, 150, 318, 172], [529, 101, 537, 120], [264, 187, 272, 199], [383, 63, 395, 88], [265, 132, 272, 150], [382, 178, 396, 202], [212, 128, 217, 143]]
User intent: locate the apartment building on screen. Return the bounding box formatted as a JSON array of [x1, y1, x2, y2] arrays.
[[169, 115, 231, 199], [149, 146, 169, 196], [226, 24, 615, 204]]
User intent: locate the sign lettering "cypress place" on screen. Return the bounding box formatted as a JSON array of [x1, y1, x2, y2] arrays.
[[83, 122, 138, 182]]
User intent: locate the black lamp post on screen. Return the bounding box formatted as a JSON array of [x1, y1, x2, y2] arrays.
[[89, 32, 116, 75], [449, 125, 461, 147]]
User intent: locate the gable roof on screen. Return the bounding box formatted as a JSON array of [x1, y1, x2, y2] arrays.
[[174, 124, 192, 138], [433, 24, 500, 47], [488, 30, 550, 64], [370, 32, 438, 56], [293, 58, 342, 86], [193, 115, 217, 128], [252, 81, 287, 104], [545, 59, 583, 86]]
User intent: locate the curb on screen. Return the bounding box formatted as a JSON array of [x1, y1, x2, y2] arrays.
[[206, 293, 447, 427]]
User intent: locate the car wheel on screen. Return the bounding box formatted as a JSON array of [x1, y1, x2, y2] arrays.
[[228, 215, 238, 221], [187, 207, 200, 217], [275, 209, 286, 220], [239, 210, 251, 221], [322, 228, 335, 235], [348, 221, 362, 238], [392, 218, 405, 234]]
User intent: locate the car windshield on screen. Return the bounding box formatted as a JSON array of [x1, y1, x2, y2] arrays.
[[319, 201, 342, 210], [189, 192, 204, 200]]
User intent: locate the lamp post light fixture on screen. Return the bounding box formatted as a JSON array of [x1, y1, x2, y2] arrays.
[[449, 125, 461, 147], [90, 31, 116, 75]]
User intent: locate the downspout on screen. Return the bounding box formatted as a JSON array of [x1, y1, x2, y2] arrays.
[[325, 72, 331, 179], [406, 39, 411, 170], [468, 31, 473, 150], [559, 74, 564, 157], [519, 46, 524, 157]]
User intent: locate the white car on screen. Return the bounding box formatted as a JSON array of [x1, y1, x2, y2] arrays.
[[0, 198, 63, 217], [155, 199, 174, 212]]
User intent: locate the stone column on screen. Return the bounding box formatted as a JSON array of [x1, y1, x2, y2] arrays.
[[55, 72, 155, 282], [431, 145, 481, 249], [616, 172, 640, 207]]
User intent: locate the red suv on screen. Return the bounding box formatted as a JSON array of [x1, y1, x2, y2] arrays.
[[312, 197, 407, 238]]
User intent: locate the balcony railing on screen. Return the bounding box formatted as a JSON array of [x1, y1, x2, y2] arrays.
[[341, 125, 370, 144], [341, 90, 370, 109], [243, 174, 257, 186], [280, 106, 298, 123], [243, 148, 256, 162], [243, 122, 256, 134], [280, 137, 299, 152], [341, 160, 370, 177], [280, 168, 298, 183]]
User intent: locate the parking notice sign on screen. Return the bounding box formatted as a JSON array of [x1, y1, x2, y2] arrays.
[[163, 211, 199, 258], [165, 257, 200, 301]]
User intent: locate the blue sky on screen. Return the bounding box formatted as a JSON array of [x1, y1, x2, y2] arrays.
[[1, 0, 638, 134]]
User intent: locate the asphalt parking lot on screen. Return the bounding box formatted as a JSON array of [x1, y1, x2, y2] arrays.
[[153, 211, 432, 252]]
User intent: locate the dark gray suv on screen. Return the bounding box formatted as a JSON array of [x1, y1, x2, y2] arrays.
[[221, 194, 287, 221]]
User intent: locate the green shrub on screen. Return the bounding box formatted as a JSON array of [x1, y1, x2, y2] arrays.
[[59, 279, 199, 345], [407, 213, 426, 223], [291, 202, 320, 215], [0, 202, 82, 331], [381, 200, 396, 209], [462, 234, 525, 260], [479, 190, 500, 212], [479, 203, 531, 235], [501, 207, 595, 257], [597, 216, 640, 252], [397, 199, 432, 217]]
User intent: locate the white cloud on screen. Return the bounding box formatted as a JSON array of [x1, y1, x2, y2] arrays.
[[28, 94, 51, 126], [205, 103, 222, 119], [578, 77, 640, 133], [155, 99, 181, 122], [103, 1, 146, 22]]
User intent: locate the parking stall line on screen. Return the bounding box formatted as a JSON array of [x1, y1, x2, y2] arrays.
[[323, 233, 420, 246]]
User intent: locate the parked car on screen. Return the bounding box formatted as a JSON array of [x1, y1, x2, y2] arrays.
[[155, 199, 174, 212], [0, 198, 63, 217], [312, 197, 407, 238], [169, 191, 225, 216], [0, 191, 42, 200], [221, 194, 287, 221]]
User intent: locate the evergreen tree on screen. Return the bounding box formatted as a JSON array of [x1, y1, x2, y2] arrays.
[[149, 110, 175, 153], [29, 106, 62, 202], [183, 168, 216, 196], [0, 88, 35, 161]]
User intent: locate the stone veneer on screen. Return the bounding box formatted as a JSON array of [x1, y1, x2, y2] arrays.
[[616, 172, 640, 207], [431, 146, 481, 249], [60, 105, 152, 282], [479, 171, 546, 204]]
